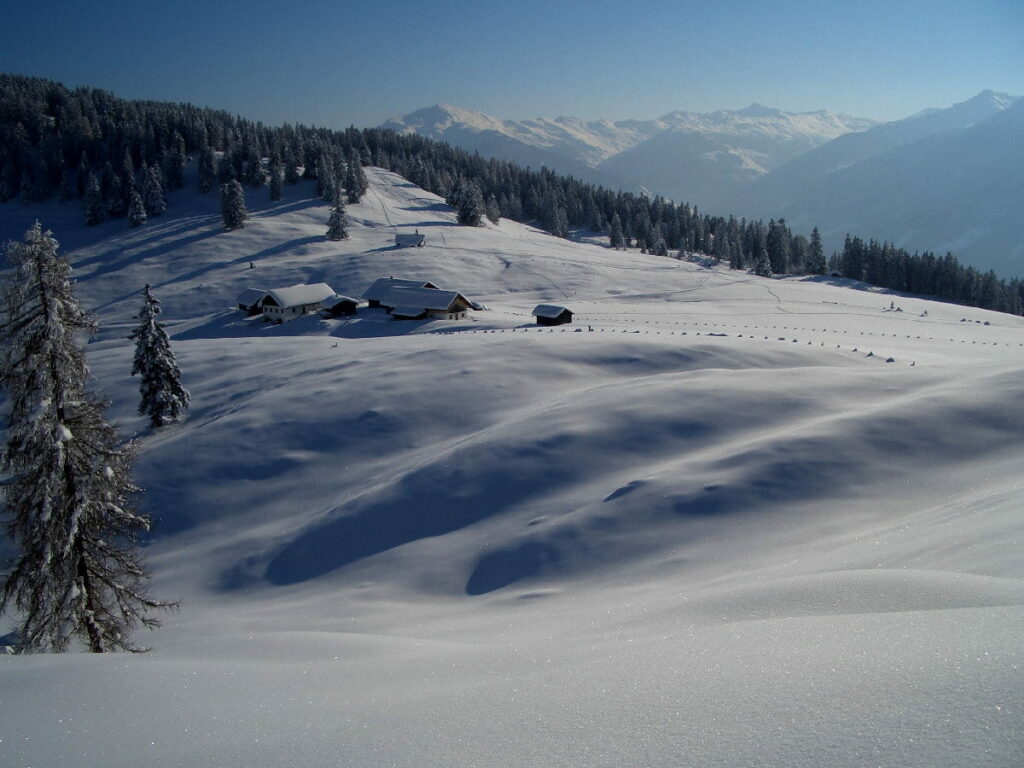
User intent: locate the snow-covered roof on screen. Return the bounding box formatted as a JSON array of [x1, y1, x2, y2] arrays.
[[384, 287, 468, 312], [321, 294, 358, 310], [362, 277, 436, 302], [236, 288, 268, 306], [390, 306, 428, 319], [265, 283, 336, 309], [532, 304, 572, 318]]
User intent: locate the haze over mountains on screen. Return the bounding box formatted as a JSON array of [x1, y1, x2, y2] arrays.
[[384, 91, 1022, 277], [382, 103, 876, 209]]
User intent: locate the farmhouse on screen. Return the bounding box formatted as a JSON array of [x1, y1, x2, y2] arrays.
[[395, 230, 426, 248], [237, 288, 268, 315], [320, 294, 359, 317], [532, 304, 573, 326], [385, 286, 472, 320], [261, 283, 336, 322], [362, 277, 439, 308]]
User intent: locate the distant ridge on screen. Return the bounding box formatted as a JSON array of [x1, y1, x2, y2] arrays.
[[740, 90, 1022, 276], [382, 103, 877, 207]]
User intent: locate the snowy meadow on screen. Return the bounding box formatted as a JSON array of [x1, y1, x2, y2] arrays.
[[1, 169, 1022, 767]]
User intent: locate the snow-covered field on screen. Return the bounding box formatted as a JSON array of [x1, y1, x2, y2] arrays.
[[1, 169, 1022, 767]]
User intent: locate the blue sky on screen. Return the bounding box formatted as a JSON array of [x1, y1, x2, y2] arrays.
[[2, 0, 1022, 126]]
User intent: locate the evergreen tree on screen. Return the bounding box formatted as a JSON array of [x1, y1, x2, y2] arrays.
[[163, 133, 187, 190], [76, 151, 90, 199], [808, 227, 826, 275], [0, 223, 173, 653], [609, 212, 624, 249], [269, 159, 283, 202], [130, 285, 190, 428], [127, 187, 147, 227], [552, 206, 570, 239], [83, 171, 106, 226], [455, 179, 485, 226], [220, 180, 248, 230], [197, 146, 216, 193], [345, 155, 368, 203], [485, 193, 501, 225], [326, 198, 349, 240], [141, 164, 166, 216]]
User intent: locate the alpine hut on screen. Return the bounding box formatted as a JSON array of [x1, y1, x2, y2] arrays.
[[532, 304, 573, 326]]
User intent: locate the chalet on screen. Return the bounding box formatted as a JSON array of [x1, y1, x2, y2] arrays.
[[261, 283, 336, 322], [395, 230, 426, 248], [237, 288, 268, 315], [532, 304, 573, 326], [320, 294, 359, 317], [384, 286, 472, 320], [362, 277, 439, 308]]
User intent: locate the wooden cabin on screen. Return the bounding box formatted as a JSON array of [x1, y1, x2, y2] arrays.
[[532, 304, 573, 326]]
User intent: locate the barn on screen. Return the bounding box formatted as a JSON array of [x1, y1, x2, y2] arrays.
[[237, 288, 268, 315], [261, 283, 336, 322], [532, 304, 573, 326], [362, 277, 440, 308], [384, 287, 472, 320]]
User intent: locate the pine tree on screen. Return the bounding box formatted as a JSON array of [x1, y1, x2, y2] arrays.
[[141, 164, 166, 216], [220, 180, 247, 230], [752, 246, 773, 277], [485, 193, 501, 225], [127, 187, 147, 227], [130, 285, 190, 427], [326, 197, 349, 240], [455, 179, 485, 226], [609, 212, 624, 249], [197, 146, 216, 193], [0, 223, 174, 653], [808, 227, 826, 275], [83, 171, 106, 226], [552, 206, 570, 239], [345, 154, 368, 203], [269, 159, 283, 202]]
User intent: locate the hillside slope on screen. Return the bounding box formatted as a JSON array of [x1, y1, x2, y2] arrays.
[[1, 170, 1022, 768]]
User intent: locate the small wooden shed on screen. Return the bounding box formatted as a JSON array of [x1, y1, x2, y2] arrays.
[[320, 295, 359, 317], [395, 230, 426, 248], [532, 304, 573, 326]]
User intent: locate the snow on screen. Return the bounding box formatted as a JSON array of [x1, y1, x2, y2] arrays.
[[263, 283, 336, 309], [1, 168, 1023, 767]]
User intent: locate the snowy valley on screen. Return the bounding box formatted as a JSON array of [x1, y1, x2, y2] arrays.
[[1, 168, 1023, 767]]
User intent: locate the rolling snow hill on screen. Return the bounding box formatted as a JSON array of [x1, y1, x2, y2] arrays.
[[1, 169, 1023, 768]]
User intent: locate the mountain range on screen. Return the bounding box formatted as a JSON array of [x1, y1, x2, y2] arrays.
[[384, 91, 1022, 276], [382, 102, 876, 208]]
